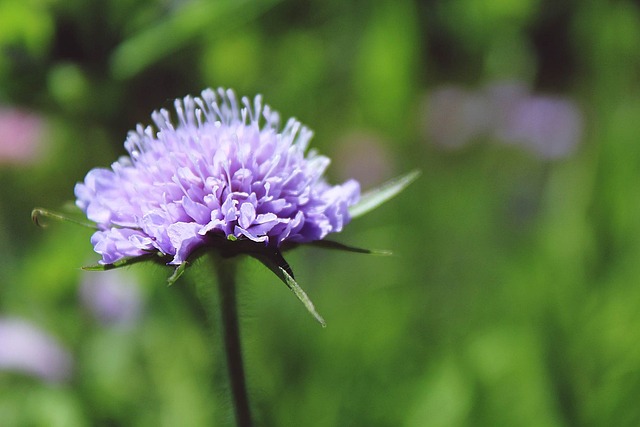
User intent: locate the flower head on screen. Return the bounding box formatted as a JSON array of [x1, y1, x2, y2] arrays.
[[75, 88, 360, 265]]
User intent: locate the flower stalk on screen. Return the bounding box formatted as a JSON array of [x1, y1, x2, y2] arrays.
[[214, 257, 252, 427]]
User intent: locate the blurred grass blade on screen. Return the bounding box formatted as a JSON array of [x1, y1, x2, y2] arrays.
[[110, 0, 283, 79], [251, 250, 326, 327], [349, 170, 420, 219], [32, 207, 97, 229]]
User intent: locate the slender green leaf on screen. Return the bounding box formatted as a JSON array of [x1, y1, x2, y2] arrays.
[[82, 253, 157, 271], [250, 249, 326, 327], [308, 239, 392, 255], [32, 207, 97, 229], [278, 266, 326, 327], [349, 169, 421, 218], [249, 248, 295, 279]]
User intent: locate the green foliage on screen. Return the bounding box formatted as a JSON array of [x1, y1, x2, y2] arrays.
[[349, 170, 421, 219], [3, 0, 640, 426]]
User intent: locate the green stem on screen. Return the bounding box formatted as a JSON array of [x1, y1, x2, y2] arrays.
[[215, 258, 252, 427]]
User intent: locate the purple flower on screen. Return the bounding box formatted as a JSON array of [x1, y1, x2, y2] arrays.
[[423, 81, 583, 160], [492, 95, 583, 160], [75, 88, 360, 265], [0, 106, 48, 165], [333, 131, 394, 188], [422, 85, 492, 149], [0, 317, 72, 383]]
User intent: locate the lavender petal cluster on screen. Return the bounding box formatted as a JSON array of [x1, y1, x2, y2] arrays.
[[75, 88, 360, 265]]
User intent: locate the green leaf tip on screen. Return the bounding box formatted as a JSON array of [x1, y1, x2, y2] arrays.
[[349, 169, 421, 219], [278, 266, 327, 328], [369, 249, 393, 256], [31, 207, 97, 230], [249, 249, 326, 327], [308, 240, 392, 256]]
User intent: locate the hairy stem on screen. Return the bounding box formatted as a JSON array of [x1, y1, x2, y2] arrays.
[[215, 258, 252, 427]]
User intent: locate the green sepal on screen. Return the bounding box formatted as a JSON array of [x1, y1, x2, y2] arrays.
[[167, 262, 189, 286], [32, 207, 97, 230], [348, 169, 421, 219], [307, 239, 392, 255], [83, 250, 187, 286], [250, 249, 326, 327], [82, 252, 165, 271]]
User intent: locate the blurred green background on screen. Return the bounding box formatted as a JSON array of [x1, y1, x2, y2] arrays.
[[2, 0, 640, 425]]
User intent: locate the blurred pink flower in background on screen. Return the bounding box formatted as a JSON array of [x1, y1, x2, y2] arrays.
[[333, 131, 395, 189], [423, 81, 584, 160], [0, 317, 72, 383], [0, 107, 48, 165], [79, 270, 143, 327]]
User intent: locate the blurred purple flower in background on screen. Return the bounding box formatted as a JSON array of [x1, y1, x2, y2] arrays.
[[0, 317, 72, 383], [423, 81, 584, 159], [333, 131, 394, 189], [79, 270, 143, 326], [0, 107, 48, 165], [493, 95, 584, 159], [422, 85, 491, 150], [75, 88, 360, 265], [482, 81, 531, 128]]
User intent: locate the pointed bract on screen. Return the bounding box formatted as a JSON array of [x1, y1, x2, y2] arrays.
[[349, 170, 421, 219], [32, 208, 97, 230]]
